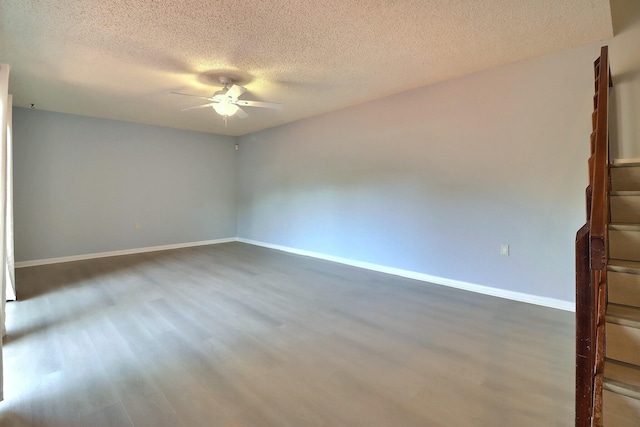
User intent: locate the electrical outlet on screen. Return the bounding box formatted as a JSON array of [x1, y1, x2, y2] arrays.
[[500, 244, 509, 256], [135, 223, 141, 231]]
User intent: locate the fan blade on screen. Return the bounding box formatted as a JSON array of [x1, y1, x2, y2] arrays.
[[235, 100, 283, 110], [171, 91, 214, 101], [224, 84, 247, 101], [181, 103, 216, 111], [235, 107, 249, 119]]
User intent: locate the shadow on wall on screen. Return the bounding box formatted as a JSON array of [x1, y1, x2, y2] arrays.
[[609, 68, 640, 160], [608, 0, 640, 160], [611, 0, 638, 35]]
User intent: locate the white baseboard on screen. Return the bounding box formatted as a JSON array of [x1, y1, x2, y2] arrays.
[[15, 238, 237, 268], [16, 237, 575, 312], [613, 158, 640, 166], [237, 238, 576, 312]]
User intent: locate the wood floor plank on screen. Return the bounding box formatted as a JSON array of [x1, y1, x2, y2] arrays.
[[3, 242, 575, 426]]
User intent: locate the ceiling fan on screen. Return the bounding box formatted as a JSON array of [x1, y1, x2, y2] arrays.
[[172, 77, 282, 126]]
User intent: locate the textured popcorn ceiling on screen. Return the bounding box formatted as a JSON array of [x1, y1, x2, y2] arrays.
[[1, 0, 613, 136]]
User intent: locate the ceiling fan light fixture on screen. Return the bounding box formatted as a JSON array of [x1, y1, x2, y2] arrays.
[[173, 78, 281, 124], [212, 103, 239, 117]]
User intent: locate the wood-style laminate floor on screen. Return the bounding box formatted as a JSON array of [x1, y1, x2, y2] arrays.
[[1, 242, 574, 426]]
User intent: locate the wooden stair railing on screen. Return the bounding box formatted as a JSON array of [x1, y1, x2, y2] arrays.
[[575, 45, 612, 427]]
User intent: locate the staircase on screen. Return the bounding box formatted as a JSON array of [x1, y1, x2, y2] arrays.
[[603, 160, 640, 426]]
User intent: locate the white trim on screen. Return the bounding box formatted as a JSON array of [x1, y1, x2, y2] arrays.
[[15, 238, 236, 268], [237, 238, 576, 312], [16, 236, 576, 312], [613, 158, 640, 166]]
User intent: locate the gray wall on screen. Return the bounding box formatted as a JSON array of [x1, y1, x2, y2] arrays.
[[236, 0, 640, 304], [13, 0, 640, 306], [236, 42, 609, 304], [13, 108, 237, 261]]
